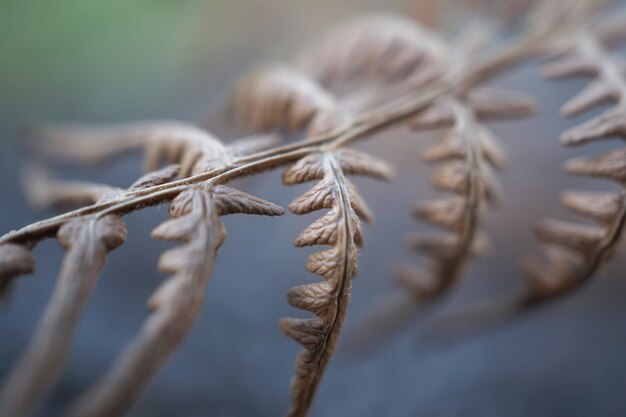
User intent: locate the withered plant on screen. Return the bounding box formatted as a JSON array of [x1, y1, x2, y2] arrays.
[[1, 1, 626, 416]]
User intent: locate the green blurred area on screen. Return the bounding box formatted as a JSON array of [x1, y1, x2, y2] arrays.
[[0, 0, 218, 137]]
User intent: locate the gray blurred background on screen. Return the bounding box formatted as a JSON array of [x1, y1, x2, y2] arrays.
[[2, 1, 626, 416]]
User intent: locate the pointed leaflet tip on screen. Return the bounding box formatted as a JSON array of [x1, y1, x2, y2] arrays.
[[335, 148, 395, 180], [158, 245, 196, 275], [212, 186, 284, 216], [129, 165, 180, 191], [288, 178, 334, 215], [279, 317, 324, 351], [564, 148, 626, 183], [535, 219, 605, 257], [286, 282, 333, 316], [422, 130, 467, 164], [540, 54, 597, 79], [523, 245, 581, 301], [283, 153, 325, 185], [560, 108, 626, 146], [560, 80, 617, 117], [561, 190, 622, 224], [152, 216, 197, 242], [294, 208, 341, 247], [412, 197, 466, 232], [468, 88, 536, 121]]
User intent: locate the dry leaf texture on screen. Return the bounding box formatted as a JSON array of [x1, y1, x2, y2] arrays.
[[524, 28, 626, 303], [2, 3, 625, 416], [354, 26, 535, 346], [32, 122, 232, 177], [401, 89, 534, 297], [0, 216, 126, 417], [296, 14, 449, 89], [229, 65, 347, 136], [280, 149, 392, 417], [66, 185, 282, 417]]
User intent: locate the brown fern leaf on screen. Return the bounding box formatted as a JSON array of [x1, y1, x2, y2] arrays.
[[229, 65, 347, 136], [402, 45, 535, 282], [524, 30, 626, 304], [402, 98, 515, 294], [4, 164, 181, 301], [0, 216, 126, 417], [31, 122, 230, 177], [281, 150, 392, 417], [346, 17, 536, 345], [354, 89, 532, 347], [295, 14, 448, 88], [0, 244, 35, 298], [66, 185, 282, 417], [127, 165, 181, 191], [22, 164, 123, 210], [23, 164, 181, 211]]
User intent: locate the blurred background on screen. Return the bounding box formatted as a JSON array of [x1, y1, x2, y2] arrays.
[[1, 1, 626, 416]]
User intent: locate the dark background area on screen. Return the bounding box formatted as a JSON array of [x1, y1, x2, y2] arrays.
[[2, 1, 626, 416]]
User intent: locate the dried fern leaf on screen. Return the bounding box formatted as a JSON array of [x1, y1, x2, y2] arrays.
[[31, 121, 230, 177], [22, 164, 123, 210], [400, 99, 503, 295], [353, 9, 545, 342], [23, 164, 183, 212], [0, 216, 126, 417], [229, 65, 346, 136], [66, 185, 282, 417], [524, 29, 626, 303], [0, 244, 35, 298], [281, 150, 391, 417], [410, 88, 535, 129], [357, 83, 531, 347], [409, 90, 523, 287], [128, 165, 181, 191], [294, 14, 449, 93]]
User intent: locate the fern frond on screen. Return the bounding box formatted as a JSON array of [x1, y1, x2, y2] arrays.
[[229, 65, 347, 136], [296, 14, 448, 89], [356, 53, 533, 346], [280, 149, 392, 417], [66, 185, 282, 417], [524, 30, 626, 303], [22, 164, 184, 212], [2, 3, 622, 414], [127, 165, 182, 191], [0, 216, 126, 417], [31, 122, 230, 177], [22, 164, 124, 210]]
